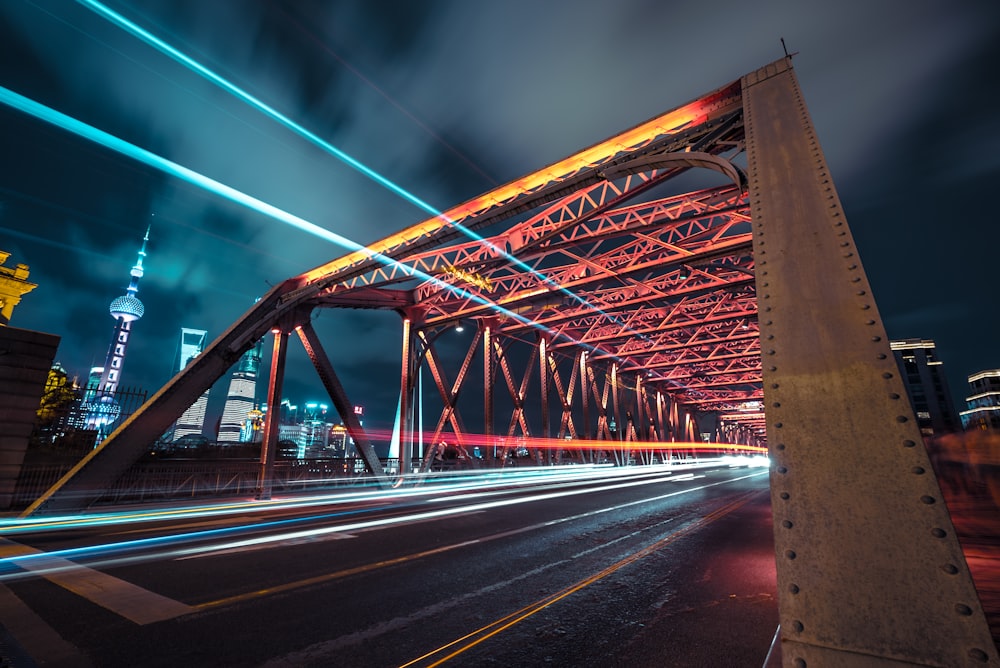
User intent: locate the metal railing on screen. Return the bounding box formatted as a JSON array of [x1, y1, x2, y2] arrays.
[[12, 457, 403, 510]]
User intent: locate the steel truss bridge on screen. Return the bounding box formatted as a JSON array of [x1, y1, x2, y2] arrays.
[[25, 59, 998, 666]]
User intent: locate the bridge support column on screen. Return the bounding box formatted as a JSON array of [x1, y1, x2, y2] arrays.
[[399, 317, 413, 475], [538, 333, 551, 465], [482, 320, 494, 463], [610, 363, 620, 445], [256, 327, 288, 500], [577, 352, 590, 461], [745, 57, 998, 666]]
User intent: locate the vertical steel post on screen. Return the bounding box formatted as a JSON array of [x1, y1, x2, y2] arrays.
[[295, 322, 386, 480], [635, 375, 645, 441], [539, 333, 551, 464], [399, 317, 413, 475], [483, 320, 494, 462], [610, 363, 620, 442], [656, 391, 665, 444], [580, 352, 590, 460], [256, 327, 288, 500], [744, 57, 998, 666]]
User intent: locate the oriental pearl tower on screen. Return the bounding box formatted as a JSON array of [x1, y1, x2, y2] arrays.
[[87, 227, 150, 437]]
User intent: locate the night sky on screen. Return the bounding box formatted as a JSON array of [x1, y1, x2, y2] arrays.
[[1, 0, 999, 436]]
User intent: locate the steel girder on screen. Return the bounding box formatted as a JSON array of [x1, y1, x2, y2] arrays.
[[28, 73, 751, 514], [29, 62, 991, 668], [744, 58, 997, 666]]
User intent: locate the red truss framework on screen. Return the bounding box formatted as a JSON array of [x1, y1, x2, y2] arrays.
[[31, 75, 765, 512]]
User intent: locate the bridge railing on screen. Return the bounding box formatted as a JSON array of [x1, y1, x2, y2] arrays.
[[11, 457, 403, 510]]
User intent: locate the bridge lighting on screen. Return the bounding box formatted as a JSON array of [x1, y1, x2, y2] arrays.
[[0, 466, 765, 577], [0, 25, 715, 396], [0, 86, 591, 350]]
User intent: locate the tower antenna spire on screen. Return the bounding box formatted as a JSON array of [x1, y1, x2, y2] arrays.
[[87, 228, 151, 440], [779, 37, 797, 59]]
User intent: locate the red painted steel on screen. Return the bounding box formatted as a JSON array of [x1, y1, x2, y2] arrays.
[[29, 62, 758, 510]]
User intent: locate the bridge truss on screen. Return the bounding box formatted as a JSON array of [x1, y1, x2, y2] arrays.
[[26, 57, 998, 666]]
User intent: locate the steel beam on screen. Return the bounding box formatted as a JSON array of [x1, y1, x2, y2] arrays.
[[256, 328, 288, 500], [22, 282, 297, 515], [399, 317, 413, 474], [482, 320, 495, 462], [746, 57, 998, 666], [539, 333, 551, 464], [295, 322, 386, 481]]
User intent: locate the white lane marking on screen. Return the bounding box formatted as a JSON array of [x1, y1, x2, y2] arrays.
[[174, 511, 485, 561], [0, 538, 194, 625], [174, 531, 358, 560], [0, 582, 89, 666]]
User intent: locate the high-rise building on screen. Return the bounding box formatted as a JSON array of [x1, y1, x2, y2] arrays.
[[218, 339, 263, 442], [960, 370, 1000, 431], [86, 228, 149, 438], [328, 424, 348, 456], [890, 339, 960, 437], [172, 328, 210, 442]]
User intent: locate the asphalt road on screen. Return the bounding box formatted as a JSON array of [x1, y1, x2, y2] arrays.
[[0, 464, 777, 667]]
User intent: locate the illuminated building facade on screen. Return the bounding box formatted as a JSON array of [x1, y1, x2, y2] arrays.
[[87, 229, 149, 438], [890, 339, 960, 437], [172, 328, 210, 442], [271, 401, 367, 459], [95, 228, 149, 396], [217, 339, 262, 442], [0, 250, 37, 326], [960, 370, 1000, 431], [328, 424, 348, 456]]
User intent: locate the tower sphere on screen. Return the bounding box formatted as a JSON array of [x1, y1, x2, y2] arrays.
[[109, 294, 144, 321]]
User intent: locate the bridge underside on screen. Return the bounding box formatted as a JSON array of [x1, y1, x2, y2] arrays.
[[30, 61, 762, 513], [24, 57, 998, 666]]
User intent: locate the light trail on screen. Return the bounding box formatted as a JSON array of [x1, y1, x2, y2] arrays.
[[77, 0, 642, 336], [402, 489, 762, 667], [0, 85, 557, 339], [0, 468, 766, 582], [271, 3, 499, 186], [0, 461, 723, 535], [0, 85, 658, 378]]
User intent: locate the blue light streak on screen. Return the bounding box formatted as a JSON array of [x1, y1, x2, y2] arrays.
[[77, 0, 625, 325], [0, 84, 649, 370], [0, 85, 551, 335], [0, 465, 766, 582]]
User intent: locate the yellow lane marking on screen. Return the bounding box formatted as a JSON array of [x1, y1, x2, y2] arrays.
[[0, 538, 194, 625], [400, 490, 763, 667], [194, 539, 480, 610], [194, 473, 766, 612]]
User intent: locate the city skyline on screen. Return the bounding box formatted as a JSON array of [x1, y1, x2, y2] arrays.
[[1, 1, 999, 435]]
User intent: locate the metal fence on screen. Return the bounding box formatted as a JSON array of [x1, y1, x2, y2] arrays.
[[11, 457, 402, 510]]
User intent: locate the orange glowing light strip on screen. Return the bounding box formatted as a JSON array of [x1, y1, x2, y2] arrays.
[[300, 82, 741, 285], [357, 427, 765, 455]]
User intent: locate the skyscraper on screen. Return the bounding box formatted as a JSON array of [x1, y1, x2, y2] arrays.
[[960, 370, 1000, 431], [86, 228, 149, 437], [217, 339, 262, 442], [172, 328, 210, 442], [890, 338, 960, 437]]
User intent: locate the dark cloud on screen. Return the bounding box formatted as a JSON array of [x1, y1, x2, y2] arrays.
[[2, 0, 999, 436]]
